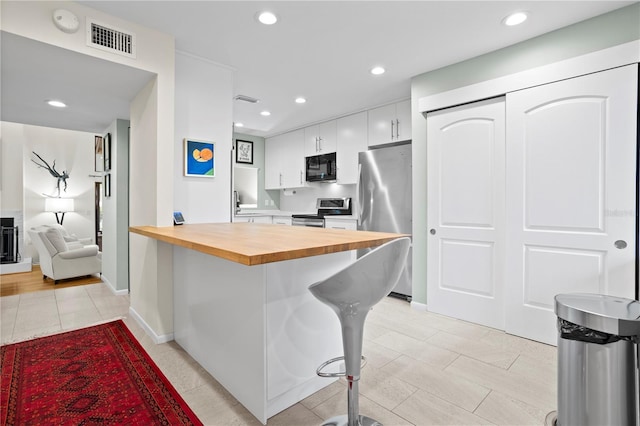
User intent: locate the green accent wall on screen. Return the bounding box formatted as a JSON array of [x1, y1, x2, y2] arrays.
[[410, 3, 640, 305]]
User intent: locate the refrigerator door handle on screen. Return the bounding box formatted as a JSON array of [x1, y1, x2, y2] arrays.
[[356, 163, 363, 225]]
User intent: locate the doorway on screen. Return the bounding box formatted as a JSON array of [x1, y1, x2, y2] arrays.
[[95, 182, 102, 251]]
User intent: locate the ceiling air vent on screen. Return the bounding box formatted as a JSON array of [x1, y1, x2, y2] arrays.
[[86, 19, 136, 58], [234, 95, 259, 104]]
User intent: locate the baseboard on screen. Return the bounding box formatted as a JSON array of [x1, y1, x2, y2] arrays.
[[128, 307, 174, 344], [410, 300, 427, 312], [101, 276, 128, 296]]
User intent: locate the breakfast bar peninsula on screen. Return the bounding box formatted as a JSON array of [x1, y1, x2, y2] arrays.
[[129, 222, 405, 424]]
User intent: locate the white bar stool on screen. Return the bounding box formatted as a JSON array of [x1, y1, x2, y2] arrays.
[[308, 237, 411, 426]]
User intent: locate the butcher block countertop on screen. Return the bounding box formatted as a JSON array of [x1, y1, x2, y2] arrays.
[[129, 223, 406, 266]]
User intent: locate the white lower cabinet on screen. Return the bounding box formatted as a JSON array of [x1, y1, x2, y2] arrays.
[[234, 216, 272, 223], [272, 216, 292, 226], [324, 218, 357, 230]]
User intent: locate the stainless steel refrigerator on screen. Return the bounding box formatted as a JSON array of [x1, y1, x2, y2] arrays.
[[357, 143, 412, 298]]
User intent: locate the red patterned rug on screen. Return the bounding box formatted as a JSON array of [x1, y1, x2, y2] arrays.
[[0, 320, 202, 425]]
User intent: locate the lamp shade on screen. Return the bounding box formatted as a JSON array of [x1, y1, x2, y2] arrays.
[[45, 198, 74, 213]]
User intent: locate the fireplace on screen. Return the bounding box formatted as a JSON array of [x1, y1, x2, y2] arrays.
[[1, 217, 19, 264]]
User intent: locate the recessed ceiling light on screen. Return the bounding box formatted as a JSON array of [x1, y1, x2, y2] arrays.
[[370, 66, 385, 75], [295, 97, 307, 104], [257, 11, 278, 25], [260, 111, 271, 116], [503, 11, 528, 26], [235, 122, 244, 128], [47, 100, 66, 108]]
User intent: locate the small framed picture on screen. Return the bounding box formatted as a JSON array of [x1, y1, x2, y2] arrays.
[[236, 140, 253, 164], [104, 173, 111, 197], [94, 136, 104, 172], [184, 138, 215, 177], [103, 133, 112, 172]]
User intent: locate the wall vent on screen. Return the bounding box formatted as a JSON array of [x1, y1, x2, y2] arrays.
[[234, 95, 260, 104], [86, 19, 136, 58]]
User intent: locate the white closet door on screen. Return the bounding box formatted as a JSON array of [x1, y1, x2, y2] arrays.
[[427, 97, 506, 329], [505, 65, 638, 345]]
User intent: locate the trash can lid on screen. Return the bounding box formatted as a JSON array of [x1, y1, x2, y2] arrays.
[[555, 293, 640, 336]]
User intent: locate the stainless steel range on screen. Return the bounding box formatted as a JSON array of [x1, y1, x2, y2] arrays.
[[291, 198, 352, 228]]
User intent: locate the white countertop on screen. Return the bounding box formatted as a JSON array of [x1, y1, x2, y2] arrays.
[[235, 210, 357, 220]]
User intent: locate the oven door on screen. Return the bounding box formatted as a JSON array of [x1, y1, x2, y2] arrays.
[[292, 217, 325, 228]]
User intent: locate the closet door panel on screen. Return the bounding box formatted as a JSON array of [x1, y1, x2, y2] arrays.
[[427, 97, 506, 329], [505, 65, 638, 345]]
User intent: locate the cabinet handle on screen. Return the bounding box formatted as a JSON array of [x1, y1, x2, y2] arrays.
[[390, 120, 395, 140], [300, 171, 304, 184], [279, 173, 282, 186], [318, 136, 322, 152], [316, 137, 319, 152], [396, 119, 400, 139]]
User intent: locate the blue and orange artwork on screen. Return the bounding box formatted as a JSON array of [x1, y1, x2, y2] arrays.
[[184, 139, 215, 177]]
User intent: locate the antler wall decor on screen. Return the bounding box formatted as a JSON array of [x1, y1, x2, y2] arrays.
[[31, 151, 70, 197]]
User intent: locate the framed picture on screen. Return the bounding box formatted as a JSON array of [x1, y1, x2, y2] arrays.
[[94, 136, 104, 172], [103, 133, 112, 172], [104, 173, 111, 197], [184, 138, 215, 177], [235, 139, 253, 164]]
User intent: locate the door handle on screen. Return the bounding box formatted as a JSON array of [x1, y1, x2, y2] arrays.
[[356, 163, 363, 225]]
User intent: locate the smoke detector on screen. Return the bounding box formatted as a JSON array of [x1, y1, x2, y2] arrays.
[[52, 9, 80, 34]]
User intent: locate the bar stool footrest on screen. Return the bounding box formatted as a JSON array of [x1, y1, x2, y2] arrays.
[[316, 355, 367, 378]]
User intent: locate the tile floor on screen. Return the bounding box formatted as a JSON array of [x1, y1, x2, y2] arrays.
[[0, 283, 557, 425]]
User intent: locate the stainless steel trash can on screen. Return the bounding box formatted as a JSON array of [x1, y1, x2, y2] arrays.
[[555, 293, 640, 426]]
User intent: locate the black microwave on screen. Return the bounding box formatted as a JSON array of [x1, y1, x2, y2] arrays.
[[305, 152, 337, 182]]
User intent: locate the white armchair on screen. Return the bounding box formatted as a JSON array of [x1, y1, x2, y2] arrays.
[[28, 227, 102, 284], [42, 223, 94, 246]]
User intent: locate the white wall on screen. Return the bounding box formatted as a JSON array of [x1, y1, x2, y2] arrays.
[[0, 122, 26, 254], [2, 1, 176, 340], [1, 122, 98, 261], [410, 3, 640, 305], [232, 132, 279, 211], [174, 52, 234, 224], [101, 119, 130, 293]]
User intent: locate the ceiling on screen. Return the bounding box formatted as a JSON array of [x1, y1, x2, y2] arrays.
[[1, 32, 155, 134], [2, 1, 634, 136]]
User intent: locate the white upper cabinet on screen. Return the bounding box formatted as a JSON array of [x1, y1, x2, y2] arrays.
[[368, 99, 411, 146], [304, 120, 337, 156], [265, 134, 284, 190], [336, 112, 367, 185], [281, 129, 306, 188], [265, 129, 306, 189]]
